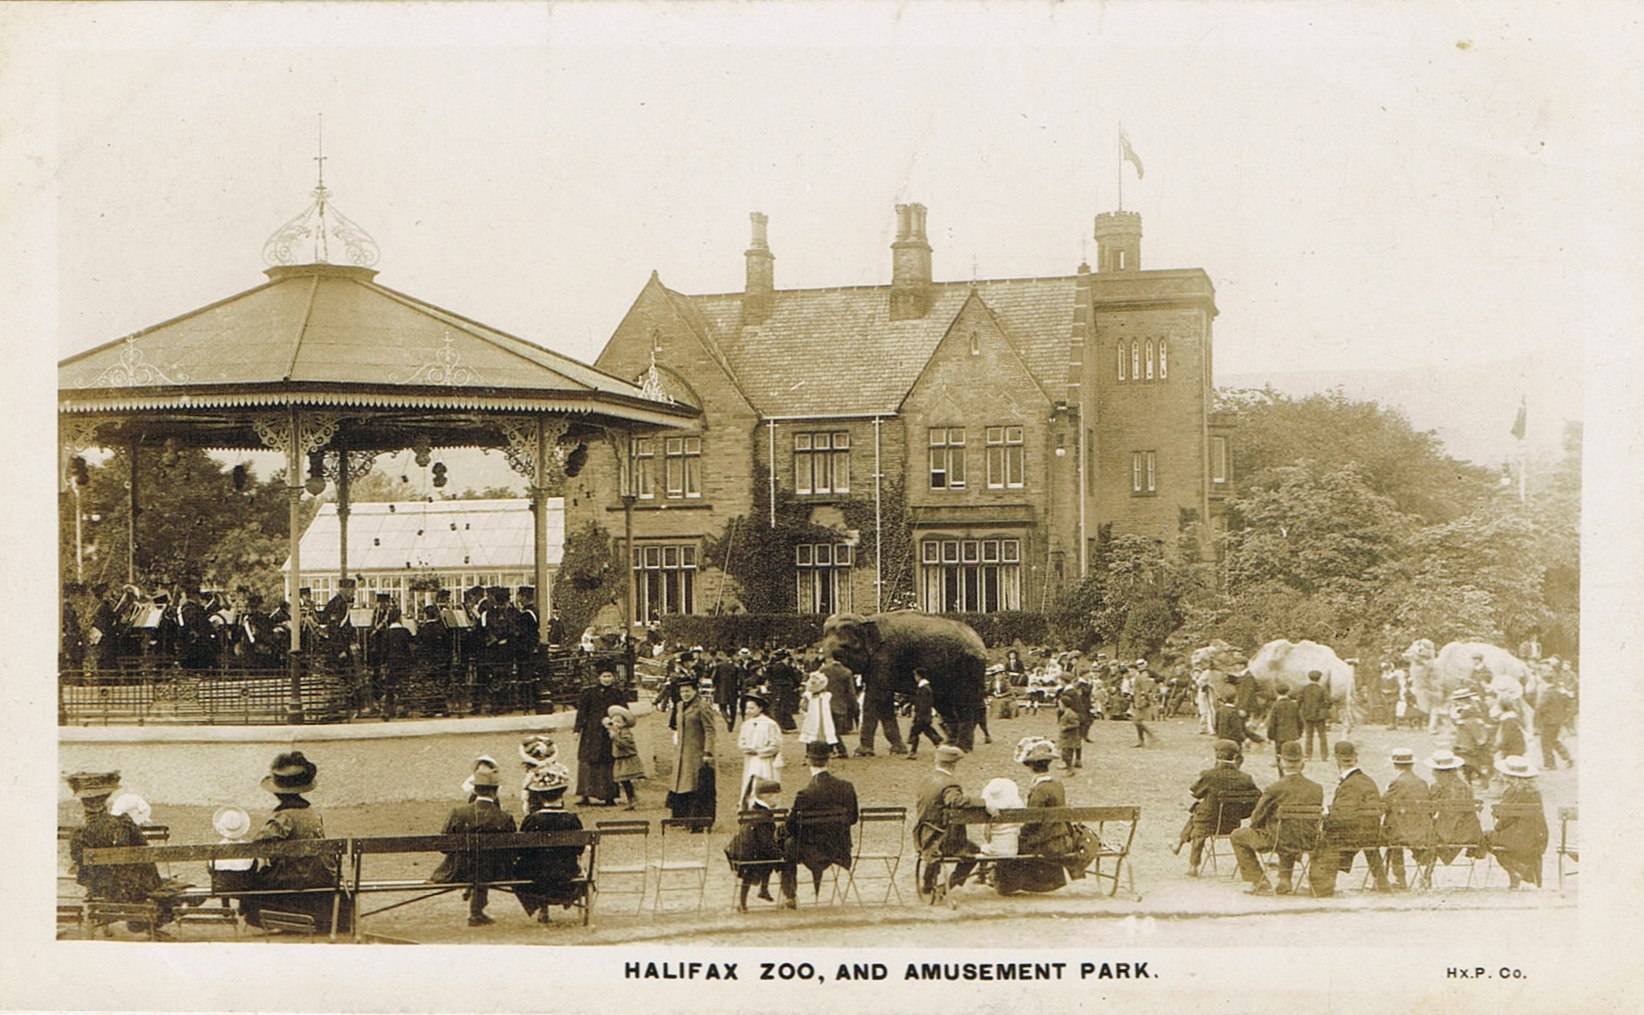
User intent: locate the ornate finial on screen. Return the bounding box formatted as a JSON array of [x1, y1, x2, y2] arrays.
[[262, 116, 380, 268], [638, 345, 674, 404]]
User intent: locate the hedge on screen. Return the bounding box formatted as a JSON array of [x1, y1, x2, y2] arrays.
[[658, 610, 1048, 652]]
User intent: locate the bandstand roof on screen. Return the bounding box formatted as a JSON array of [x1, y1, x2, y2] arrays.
[[58, 262, 697, 449]]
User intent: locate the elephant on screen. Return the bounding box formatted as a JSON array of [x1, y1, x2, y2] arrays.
[[1402, 639, 1537, 728], [1245, 639, 1357, 710], [819, 611, 988, 752]]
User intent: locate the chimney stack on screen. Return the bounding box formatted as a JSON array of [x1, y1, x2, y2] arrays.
[[890, 202, 933, 320], [744, 211, 775, 325]]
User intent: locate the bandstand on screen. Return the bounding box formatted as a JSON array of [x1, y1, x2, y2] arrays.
[[57, 176, 697, 724]]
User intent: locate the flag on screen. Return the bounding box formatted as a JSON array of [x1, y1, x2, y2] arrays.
[[1510, 395, 1527, 440], [1119, 127, 1145, 179]]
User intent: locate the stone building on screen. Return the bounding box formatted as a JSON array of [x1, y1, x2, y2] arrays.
[[565, 204, 1231, 623]]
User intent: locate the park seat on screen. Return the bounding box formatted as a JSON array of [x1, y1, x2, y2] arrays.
[[1260, 805, 1324, 886], [842, 806, 907, 905], [652, 818, 712, 914], [349, 830, 598, 935], [56, 903, 83, 940], [258, 908, 318, 939], [1423, 798, 1486, 889], [725, 808, 789, 910], [1557, 807, 1578, 893], [1483, 801, 1551, 888], [174, 901, 241, 939], [84, 900, 163, 940], [593, 819, 651, 913], [1196, 787, 1262, 878], [934, 805, 1142, 905], [787, 807, 854, 906]]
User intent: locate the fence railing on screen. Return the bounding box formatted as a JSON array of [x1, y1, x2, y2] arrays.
[[58, 648, 636, 726]]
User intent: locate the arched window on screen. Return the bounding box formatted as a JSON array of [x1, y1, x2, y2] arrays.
[[1117, 341, 1127, 381], [1159, 338, 1169, 379], [1131, 340, 1140, 381], [1145, 340, 1155, 380]]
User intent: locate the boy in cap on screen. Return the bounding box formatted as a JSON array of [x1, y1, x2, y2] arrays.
[[1264, 685, 1303, 774], [1313, 741, 1391, 896], [1232, 741, 1324, 895], [1380, 748, 1433, 890], [913, 745, 985, 899], [432, 763, 518, 926], [904, 670, 943, 760], [1297, 670, 1331, 760]]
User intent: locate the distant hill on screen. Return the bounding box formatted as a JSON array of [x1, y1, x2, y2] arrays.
[[1220, 353, 1581, 468]]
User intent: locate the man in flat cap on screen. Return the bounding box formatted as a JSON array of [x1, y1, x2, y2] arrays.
[[1232, 740, 1323, 896], [914, 745, 985, 899], [1175, 739, 1260, 876]]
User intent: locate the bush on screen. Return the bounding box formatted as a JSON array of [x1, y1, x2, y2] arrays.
[[660, 614, 826, 651], [937, 612, 1049, 648]]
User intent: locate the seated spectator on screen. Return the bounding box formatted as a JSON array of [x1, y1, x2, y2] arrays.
[[1486, 756, 1549, 889], [431, 763, 517, 927], [66, 770, 178, 936], [1175, 739, 1260, 876], [781, 741, 859, 906], [1232, 741, 1324, 895], [208, 806, 257, 901], [1426, 749, 1486, 864], [513, 761, 586, 923], [978, 778, 1025, 857], [243, 751, 349, 933], [915, 745, 984, 897], [998, 737, 1075, 894], [726, 777, 784, 911], [1380, 748, 1434, 890]]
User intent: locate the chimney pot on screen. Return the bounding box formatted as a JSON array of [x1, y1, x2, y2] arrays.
[[744, 211, 775, 325], [890, 202, 933, 320]]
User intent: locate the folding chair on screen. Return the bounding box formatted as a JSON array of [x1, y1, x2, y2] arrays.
[[1197, 789, 1260, 877], [1481, 802, 1550, 888], [842, 806, 906, 905], [652, 818, 712, 913], [1557, 807, 1578, 893], [56, 903, 84, 940], [175, 902, 240, 939], [1423, 799, 1486, 890], [258, 908, 319, 939], [593, 819, 652, 913], [726, 808, 788, 910], [84, 900, 163, 940], [788, 809, 852, 906], [1262, 805, 1323, 888]]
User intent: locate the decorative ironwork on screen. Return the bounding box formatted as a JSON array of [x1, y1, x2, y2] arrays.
[[249, 412, 345, 459], [496, 416, 569, 485], [637, 346, 674, 404], [406, 332, 482, 387], [262, 183, 381, 268], [323, 448, 379, 485], [59, 419, 104, 490], [91, 336, 190, 388]]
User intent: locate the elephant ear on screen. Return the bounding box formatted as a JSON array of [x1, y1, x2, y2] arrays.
[[823, 612, 873, 646]]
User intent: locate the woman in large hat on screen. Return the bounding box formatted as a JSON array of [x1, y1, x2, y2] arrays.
[[999, 737, 1075, 895], [64, 770, 174, 934], [735, 690, 784, 809], [513, 761, 587, 923], [666, 676, 718, 825], [243, 750, 348, 932]]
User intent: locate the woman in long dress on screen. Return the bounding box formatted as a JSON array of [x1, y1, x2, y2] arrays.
[[573, 670, 627, 805], [667, 678, 718, 825], [735, 691, 784, 809], [998, 736, 1074, 895], [243, 751, 350, 932]]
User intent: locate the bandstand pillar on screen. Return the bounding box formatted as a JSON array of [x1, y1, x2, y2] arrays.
[[285, 407, 306, 723], [336, 446, 351, 584], [533, 418, 552, 646], [126, 438, 139, 583]]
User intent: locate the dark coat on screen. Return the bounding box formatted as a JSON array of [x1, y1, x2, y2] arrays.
[[911, 683, 935, 724], [1488, 781, 1548, 882], [1324, 769, 1384, 849], [1214, 704, 1252, 744], [513, 808, 585, 911], [725, 801, 784, 877], [1233, 672, 1260, 714], [1249, 772, 1324, 851], [574, 684, 628, 764], [1382, 769, 1434, 847], [996, 777, 1071, 894], [713, 661, 742, 704], [431, 797, 517, 884], [383, 625, 415, 676], [1265, 697, 1303, 745], [786, 771, 859, 872], [70, 812, 162, 902], [915, 772, 982, 857], [1298, 682, 1332, 722], [1188, 764, 1261, 836], [1430, 771, 1484, 857], [244, 799, 345, 932]]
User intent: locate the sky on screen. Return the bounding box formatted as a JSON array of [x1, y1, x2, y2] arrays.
[[23, 2, 1642, 469]]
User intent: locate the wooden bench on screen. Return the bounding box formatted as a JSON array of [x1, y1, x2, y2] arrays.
[[347, 830, 599, 937], [80, 838, 352, 941], [920, 805, 1141, 906]]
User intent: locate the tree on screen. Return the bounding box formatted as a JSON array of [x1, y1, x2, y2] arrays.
[[552, 522, 625, 637], [704, 467, 841, 613], [1226, 387, 1494, 523], [1050, 533, 1201, 655]]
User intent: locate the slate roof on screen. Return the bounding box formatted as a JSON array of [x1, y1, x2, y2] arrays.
[[682, 276, 1082, 416], [289, 498, 562, 574]]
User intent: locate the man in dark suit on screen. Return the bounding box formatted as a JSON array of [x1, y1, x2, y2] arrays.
[[1297, 670, 1332, 760], [712, 650, 742, 732], [1311, 740, 1391, 896], [1264, 685, 1304, 773], [905, 672, 943, 759], [430, 766, 517, 926], [320, 578, 357, 628], [1232, 669, 1260, 717], [1381, 747, 1433, 890], [1176, 739, 1261, 875], [1213, 695, 1262, 752], [781, 740, 859, 907], [1231, 740, 1324, 895]]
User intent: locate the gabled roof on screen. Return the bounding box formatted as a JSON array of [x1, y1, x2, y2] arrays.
[[288, 498, 562, 574], [59, 263, 691, 419], [679, 276, 1082, 416]]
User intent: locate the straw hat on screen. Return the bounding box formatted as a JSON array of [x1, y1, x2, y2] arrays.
[[1498, 756, 1538, 779], [606, 705, 636, 725], [981, 777, 1024, 812], [213, 806, 252, 840], [934, 745, 965, 766], [518, 736, 557, 766], [1426, 749, 1465, 771], [804, 672, 829, 695], [1013, 736, 1056, 765], [1390, 748, 1416, 766]]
